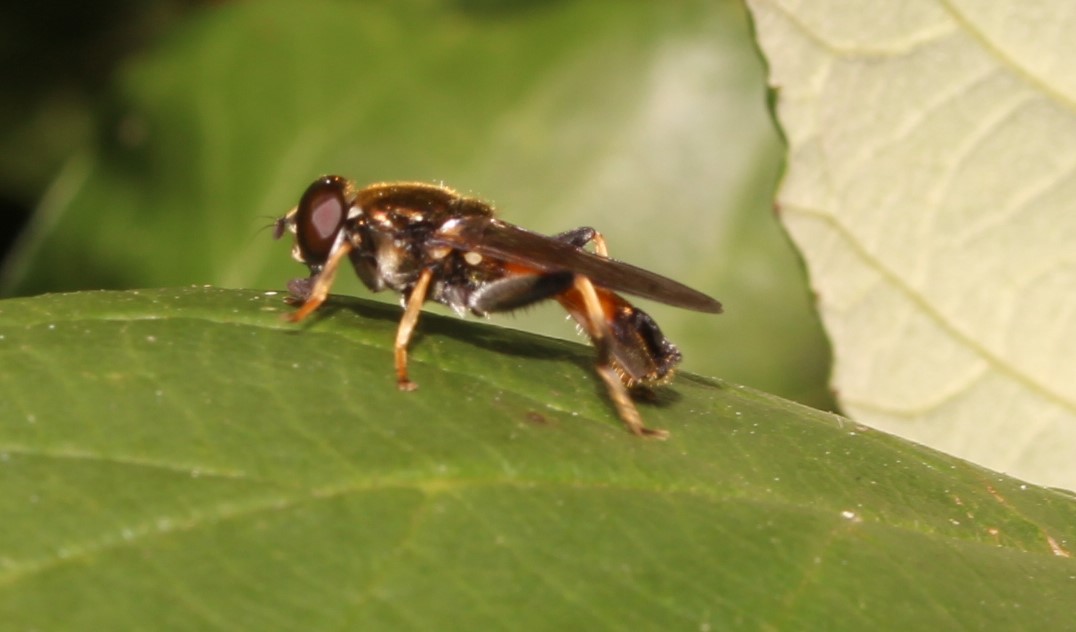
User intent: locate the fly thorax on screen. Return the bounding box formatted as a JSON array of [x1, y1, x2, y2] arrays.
[[369, 233, 418, 289]]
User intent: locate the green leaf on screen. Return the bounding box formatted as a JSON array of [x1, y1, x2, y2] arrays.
[[747, 1, 1076, 488], [1, 0, 833, 410], [2, 288, 1074, 629]]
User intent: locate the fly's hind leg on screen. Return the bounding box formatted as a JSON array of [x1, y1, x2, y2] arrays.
[[553, 227, 608, 257], [468, 271, 575, 314], [468, 269, 665, 438], [572, 275, 668, 439]]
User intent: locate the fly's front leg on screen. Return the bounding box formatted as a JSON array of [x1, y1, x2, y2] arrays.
[[553, 227, 609, 257], [394, 268, 434, 391], [285, 242, 353, 323], [572, 275, 668, 439]]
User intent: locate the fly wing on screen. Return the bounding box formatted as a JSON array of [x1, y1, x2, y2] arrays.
[[430, 217, 722, 313]]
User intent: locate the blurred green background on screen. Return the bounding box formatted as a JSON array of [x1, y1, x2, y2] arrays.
[[0, 0, 834, 410]]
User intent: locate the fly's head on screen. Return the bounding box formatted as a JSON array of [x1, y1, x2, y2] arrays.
[[274, 175, 366, 301], [275, 175, 357, 275]]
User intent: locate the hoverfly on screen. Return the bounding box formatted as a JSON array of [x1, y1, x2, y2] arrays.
[[275, 176, 722, 438]]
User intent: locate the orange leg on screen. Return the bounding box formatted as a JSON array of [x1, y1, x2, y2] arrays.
[[572, 275, 668, 439], [394, 268, 433, 391], [286, 241, 353, 323]]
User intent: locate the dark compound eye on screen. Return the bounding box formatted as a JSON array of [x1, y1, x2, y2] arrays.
[[295, 175, 349, 265]]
